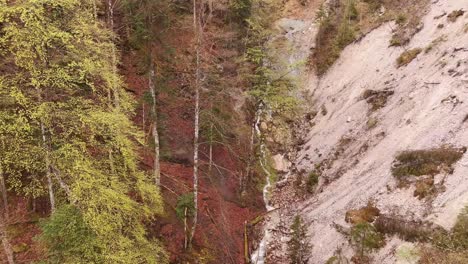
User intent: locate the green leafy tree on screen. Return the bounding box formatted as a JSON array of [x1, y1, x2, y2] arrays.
[[0, 0, 167, 262]]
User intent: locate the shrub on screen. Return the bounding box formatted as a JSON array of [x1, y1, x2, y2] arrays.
[[391, 147, 465, 178], [414, 177, 435, 199], [396, 14, 407, 26], [447, 10, 465, 23], [374, 215, 444, 242], [366, 118, 378, 130], [425, 35, 448, 53], [362, 89, 394, 111], [306, 171, 319, 193], [396, 48, 422, 68], [390, 35, 404, 47], [288, 215, 311, 264], [345, 203, 380, 225], [38, 205, 103, 263]]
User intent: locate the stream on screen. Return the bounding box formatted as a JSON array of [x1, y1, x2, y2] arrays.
[[251, 103, 273, 264]]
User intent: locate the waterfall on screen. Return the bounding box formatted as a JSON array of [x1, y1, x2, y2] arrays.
[[251, 103, 273, 264]]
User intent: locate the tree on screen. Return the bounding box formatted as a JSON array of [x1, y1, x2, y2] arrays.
[[350, 222, 385, 260], [189, 0, 203, 249], [0, 1, 167, 262], [288, 215, 311, 264]]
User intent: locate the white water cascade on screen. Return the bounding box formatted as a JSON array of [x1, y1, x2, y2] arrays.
[[251, 103, 274, 264]]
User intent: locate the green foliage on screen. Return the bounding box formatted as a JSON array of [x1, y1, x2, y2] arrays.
[[123, 0, 171, 51], [0, 0, 167, 262], [231, 0, 252, 23], [288, 215, 311, 264], [396, 14, 408, 26], [242, 0, 298, 113], [306, 171, 319, 193], [175, 193, 195, 220], [38, 205, 103, 264], [347, 0, 359, 21], [350, 222, 385, 258], [313, 0, 358, 75], [391, 147, 465, 178]]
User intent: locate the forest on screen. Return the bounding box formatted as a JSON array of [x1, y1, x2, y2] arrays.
[[2, 0, 467, 263], [0, 0, 295, 263]]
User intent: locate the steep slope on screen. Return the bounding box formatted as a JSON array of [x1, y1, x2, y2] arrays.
[[264, 0, 468, 263]]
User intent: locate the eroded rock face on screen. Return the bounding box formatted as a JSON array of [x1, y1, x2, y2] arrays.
[[272, 154, 291, 173], [264, 0, 468, 263]]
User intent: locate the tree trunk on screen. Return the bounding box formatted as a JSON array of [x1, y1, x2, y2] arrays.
[[0, 212, 14, 264], [142, 103, 146, 135], [40, 121, 55, 212], [149, 56, 161, 186], [183, 207, 188, 250], [0, 163, 8, 218], [208, 122, 213, 173], [189, 0, 201, 249]]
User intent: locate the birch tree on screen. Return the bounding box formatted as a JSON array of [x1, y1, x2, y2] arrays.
[[189, 0, 203, 248]]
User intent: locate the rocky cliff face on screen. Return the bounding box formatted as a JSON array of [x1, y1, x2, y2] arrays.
[[263, 0, 468, 263]]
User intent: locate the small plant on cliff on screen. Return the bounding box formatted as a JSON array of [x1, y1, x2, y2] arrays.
[[288, 215, 311, 264], [396, 48, 422, 67], [306, 171, 320, 193], [391, 147, 465, 178], [447, 10, 465, 23]]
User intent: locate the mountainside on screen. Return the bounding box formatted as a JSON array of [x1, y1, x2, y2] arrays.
[[0, 0, 467, 263], [262, 0, 468, 263]]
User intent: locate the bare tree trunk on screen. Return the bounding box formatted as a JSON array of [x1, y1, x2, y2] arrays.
[[189, 0, 202, 249], [0, 212, 14, 264], [208, 122, 213, 173], [183, 207, 188, 250], [0, 163, 8, 218], [149, 56, 161, 186], [142, 103, 146, 134], [40, 122, 55, 212]]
